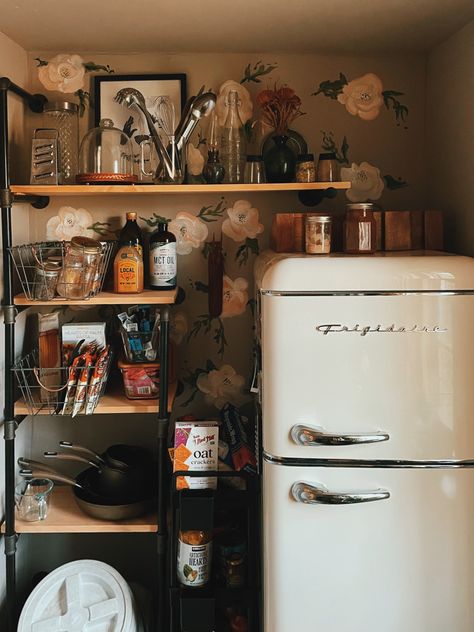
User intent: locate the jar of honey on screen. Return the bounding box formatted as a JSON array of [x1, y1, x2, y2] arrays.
[[343, 203, 377, 254]]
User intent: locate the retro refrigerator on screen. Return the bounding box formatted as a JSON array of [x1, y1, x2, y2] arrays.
[[254, 251, 474, 632]]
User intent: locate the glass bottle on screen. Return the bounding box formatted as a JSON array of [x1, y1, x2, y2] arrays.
[[114, 214, 144, 294], [43, 101, 79, 184], [203, 149, 226, 184], [220, 90, 246, 184], [149, 222, 177, 291], [177, 529, 213, 588], [118, 212, 144, 256]]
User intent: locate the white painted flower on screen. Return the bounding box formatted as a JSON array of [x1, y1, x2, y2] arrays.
[[222, 200, 264, 242], [221, 276, 249, 318], [196, 364, 247, 409], [169, 211, 209, 255], [170, 311, 188, 345], [341, 162, 385, 202], [215, 80, 253, 126], [337, 73, 383, 121], [187, 144, 205, 176], [38, 54, 86, 93], [46, 206, 93, 240]]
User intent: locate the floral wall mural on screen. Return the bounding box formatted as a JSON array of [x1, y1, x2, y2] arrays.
[[27, 48, 427, 423]]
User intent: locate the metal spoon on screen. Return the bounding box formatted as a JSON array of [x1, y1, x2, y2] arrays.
[[175, 91, 217, 151]]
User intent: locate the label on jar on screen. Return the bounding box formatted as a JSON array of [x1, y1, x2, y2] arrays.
[[150, 242, 177, 287], [177, 540, 211, 587]]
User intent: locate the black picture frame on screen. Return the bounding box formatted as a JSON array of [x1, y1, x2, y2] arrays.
[[93, 72, 187, 137]]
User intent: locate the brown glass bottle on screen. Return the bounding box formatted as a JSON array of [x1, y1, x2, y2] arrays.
[[118, 211, 144, 254], [149, 222, 177, 290]]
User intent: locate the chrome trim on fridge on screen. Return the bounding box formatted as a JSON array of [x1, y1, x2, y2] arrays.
[[291, 481, 390, 505], [291, 424, 389, 446], [260, 290, 474, 297], [263, 452, 474, 469]]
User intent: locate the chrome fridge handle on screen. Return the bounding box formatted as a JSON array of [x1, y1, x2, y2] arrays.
[[291, 481, 390, 505], [291, 424, 390, 446]]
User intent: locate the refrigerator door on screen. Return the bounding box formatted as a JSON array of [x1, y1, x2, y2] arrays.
[[260, 292, 474, 460], [263, 460, 474, 632]]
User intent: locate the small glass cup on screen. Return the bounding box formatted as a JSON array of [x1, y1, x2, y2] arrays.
[[15, 478, 54, 522]]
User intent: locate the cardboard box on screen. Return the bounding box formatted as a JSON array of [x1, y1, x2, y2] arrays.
[[174, 421, 219, 490]]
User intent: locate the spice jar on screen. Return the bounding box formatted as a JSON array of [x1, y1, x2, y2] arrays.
[[305, 214, 332, 254], [177, 529, 213, 588], [316, 152, 338, 182], [243, 155, 266, 184], [296, 154, 316, 183], [33, 262, 61, 300], [343, 203, 377, 254], [224, 552, 246, 588], [56, 236, 103, 299]]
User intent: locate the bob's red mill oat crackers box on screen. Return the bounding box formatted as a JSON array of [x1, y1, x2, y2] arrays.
[[174, 421, 219, 490]]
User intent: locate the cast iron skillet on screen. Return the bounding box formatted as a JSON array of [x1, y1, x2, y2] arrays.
[[18, 458, 156, 521]]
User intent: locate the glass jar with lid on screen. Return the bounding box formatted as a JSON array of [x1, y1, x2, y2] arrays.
[[76, 118, 137, 184], [316, 152, 338, 182], [33, 261, 61, 300], [56, 236, 103, 299], [305, 214, 332, 254], [343, 203, 377, 254], [296, 154, 316, 183]]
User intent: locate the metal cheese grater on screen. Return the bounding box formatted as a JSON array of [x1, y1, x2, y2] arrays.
[[30, 128, 60, 184]]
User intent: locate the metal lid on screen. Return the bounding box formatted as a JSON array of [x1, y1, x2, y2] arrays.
[[297, 153, 314, 162], [306, 214, 332, 223], [43, 101, 79, 113], [346, 203, 375, 211], [70, 236, 103, 253], [318, 152, 336, 160], [35, 264, 60, 276]]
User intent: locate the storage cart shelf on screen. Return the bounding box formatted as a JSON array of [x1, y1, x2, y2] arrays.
[[1, 487, 158, 534], [14, 382, 177, 416], [14, 289, 178, 306], [11, 182, 351, 196]]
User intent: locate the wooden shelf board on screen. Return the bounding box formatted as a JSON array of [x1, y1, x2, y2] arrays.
[[14, 382, 177, 416], [11, 182, 351, 196], [2, 487, 158, 534], [14, 289, 177, 306]]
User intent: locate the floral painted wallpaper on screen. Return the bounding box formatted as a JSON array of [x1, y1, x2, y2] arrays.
[[26, 49, 427, 421]]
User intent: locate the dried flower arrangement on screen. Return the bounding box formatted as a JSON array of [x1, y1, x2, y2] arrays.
[[256, 85, 304, 133]]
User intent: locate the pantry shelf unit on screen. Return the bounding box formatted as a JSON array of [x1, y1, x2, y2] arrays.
[[1, 487, 158, 534], [14, 288, 178, 306], [14, 383, 177, 416], [11, 182, 351, 197]]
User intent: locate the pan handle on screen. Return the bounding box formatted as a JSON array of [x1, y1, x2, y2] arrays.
[[18, 457, 61, 475], [43, 451, 101, 469], [20, 468, 81, 488], [59, 441, 106, 465]]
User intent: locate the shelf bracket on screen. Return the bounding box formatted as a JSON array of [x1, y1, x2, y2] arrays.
[[1, 188, 14, 207], [3, 534, 17, 557], [13, 194, 50, 209], [3, 305, 16, 325], [3, 419, 18, 441]]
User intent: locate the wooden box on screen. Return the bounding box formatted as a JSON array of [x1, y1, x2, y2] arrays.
[[384, 210, 424, 251], [270, 213, 305, 252], [424, 210, 444, 250]]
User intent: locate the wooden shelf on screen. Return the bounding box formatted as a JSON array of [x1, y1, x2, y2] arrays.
[[11, 182, 351, 196], [14, 382, 177, 416], [3, 487, 158, 534], [14, 288, 177, 306]]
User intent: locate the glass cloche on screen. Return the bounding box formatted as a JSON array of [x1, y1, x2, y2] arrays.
[[76, 118, 137, 184]]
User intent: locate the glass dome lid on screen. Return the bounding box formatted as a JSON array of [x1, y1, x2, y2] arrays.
[[76, 118, 137, 184]]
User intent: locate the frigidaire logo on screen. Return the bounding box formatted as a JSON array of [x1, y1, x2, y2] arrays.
[[316, 324, 448, 336]]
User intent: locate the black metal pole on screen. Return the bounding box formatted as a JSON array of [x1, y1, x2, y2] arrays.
[[0, 77, 47, 113], [157, 305, 170, 629], [1, 85, 17, 632]]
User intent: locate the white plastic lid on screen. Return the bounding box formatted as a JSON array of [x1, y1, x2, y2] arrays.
[[18, 560, 138, 632]]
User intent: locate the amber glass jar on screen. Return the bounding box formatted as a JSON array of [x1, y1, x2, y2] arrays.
[[343, 203, 377, 254]]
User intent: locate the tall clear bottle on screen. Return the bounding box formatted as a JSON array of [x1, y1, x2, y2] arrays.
[[220, 90, 246, 184]]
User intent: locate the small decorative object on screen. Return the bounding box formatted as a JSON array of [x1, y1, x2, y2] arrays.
[[203, 111, 225, 184], [43, 101, 79, 184], [316, 152, 338, 182], [76, 118, 137, 184], [257, 85, 304, 182], [220, 90, 246, 184], [305, 214, 332, 254], [343, 203, 377, 254], [244, 155, 266, 184], [296, 153, 316, 183]]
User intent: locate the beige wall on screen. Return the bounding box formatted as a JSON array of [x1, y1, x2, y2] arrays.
[[426, 20, 474, 256]]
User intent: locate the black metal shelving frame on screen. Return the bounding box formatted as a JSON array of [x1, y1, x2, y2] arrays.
[[168, 470, 261, 632], [0, 77, 172, 631]]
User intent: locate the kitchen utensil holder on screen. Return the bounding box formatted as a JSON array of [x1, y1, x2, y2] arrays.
[[13, 349, 112, 416], [9, 240, 115, 301]]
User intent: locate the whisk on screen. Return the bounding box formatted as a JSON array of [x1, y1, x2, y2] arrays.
[[154, 96, 176, 141]]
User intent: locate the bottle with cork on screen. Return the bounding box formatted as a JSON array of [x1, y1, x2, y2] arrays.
[[113, 212, 144, 293]]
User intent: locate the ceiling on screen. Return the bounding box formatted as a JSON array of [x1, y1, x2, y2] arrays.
[[1, 0, 473, 54]]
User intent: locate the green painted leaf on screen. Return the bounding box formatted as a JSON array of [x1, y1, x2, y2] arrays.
[[83, 62, 115, 74], [312, 73, 348, 99], [194, 281, 209, 293], [240, 61, 278, 84], [35, 57, 48, 67], [383, 174, 408, 190]]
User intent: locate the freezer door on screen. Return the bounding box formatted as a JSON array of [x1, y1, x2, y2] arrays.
[[261, 293, 474, 460], [263, 460, 474, 632]]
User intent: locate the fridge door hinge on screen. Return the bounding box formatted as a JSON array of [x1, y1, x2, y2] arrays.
[[4, 534, 17, 556], [0, 188, 14, 207], [4, 419, 18, 440], [3, 305, 17, 325]]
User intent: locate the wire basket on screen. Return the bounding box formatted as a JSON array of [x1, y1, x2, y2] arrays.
[[9, 240, 116, 301], [13, 349, 112, 416]]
